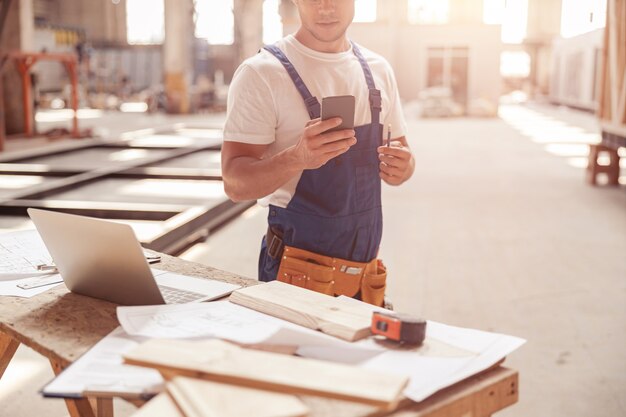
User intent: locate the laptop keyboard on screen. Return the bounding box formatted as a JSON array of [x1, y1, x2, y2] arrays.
[[158, 285, 206, 304]]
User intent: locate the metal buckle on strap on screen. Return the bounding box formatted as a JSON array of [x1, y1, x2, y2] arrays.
[[267, 229, 284, 259], [369, 90, 382, 110], [305, 96, 321, 118]]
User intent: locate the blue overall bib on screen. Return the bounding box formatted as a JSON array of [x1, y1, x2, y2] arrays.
[[258, 41, 383, 288]]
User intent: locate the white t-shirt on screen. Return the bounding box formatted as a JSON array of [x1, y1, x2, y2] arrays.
[[223, 34, 407, 208]]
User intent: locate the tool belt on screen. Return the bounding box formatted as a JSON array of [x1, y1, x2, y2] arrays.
[[266, 227, 387, 307]]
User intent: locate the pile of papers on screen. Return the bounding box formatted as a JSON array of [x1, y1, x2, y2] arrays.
[[43, 299, 525, 403]]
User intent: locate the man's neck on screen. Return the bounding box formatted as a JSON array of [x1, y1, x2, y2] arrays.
[[294, 28, 350, 53]]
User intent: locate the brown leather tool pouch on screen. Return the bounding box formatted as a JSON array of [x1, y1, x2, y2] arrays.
[[332, 258, 367, 298], [276, 245, 386, 306], [360, 260, 387, 307], [276, 246, 334, 296]]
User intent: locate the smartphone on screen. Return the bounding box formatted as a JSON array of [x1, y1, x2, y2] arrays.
[[321, 95, 355, 133]]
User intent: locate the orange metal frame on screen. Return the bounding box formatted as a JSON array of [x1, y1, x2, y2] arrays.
[[5, 51, 80, 139]]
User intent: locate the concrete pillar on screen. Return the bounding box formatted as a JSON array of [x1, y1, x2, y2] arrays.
[[1, 0, 35, 135], [163, 0, 194, 113], [103, 0, 127, 44], [234, 0, 263, 63]]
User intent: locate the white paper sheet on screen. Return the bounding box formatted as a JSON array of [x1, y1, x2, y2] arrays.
[[0, 229, 52, 277], [42, 327, 164, 399], [0, 230, 64, 297], [360, 321, 525, 402], [116, 301, 371, 351], [0, 274, 64, 298], [117, 301, 283, 344], [319, 296, 526, 402]]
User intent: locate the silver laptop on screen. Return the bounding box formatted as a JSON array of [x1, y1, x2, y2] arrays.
[[27, 208, 239, 305]]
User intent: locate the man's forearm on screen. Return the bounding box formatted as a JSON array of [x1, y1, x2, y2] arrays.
[[223, 148, 303, 202]]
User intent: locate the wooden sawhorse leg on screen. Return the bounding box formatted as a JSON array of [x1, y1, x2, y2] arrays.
[[49, 359, 114, 417], [2, 331, 113, 417], [0, 331, 20, 379]]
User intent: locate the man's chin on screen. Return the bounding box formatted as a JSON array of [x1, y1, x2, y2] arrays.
[[310, 28, 348, 43]]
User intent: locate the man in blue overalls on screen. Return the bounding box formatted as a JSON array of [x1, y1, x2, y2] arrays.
[[222, 0, 414, 306]]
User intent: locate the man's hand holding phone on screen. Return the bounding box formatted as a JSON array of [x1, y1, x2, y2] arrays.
[[290, 117, 356, 170], [290, 95, 357, 170]]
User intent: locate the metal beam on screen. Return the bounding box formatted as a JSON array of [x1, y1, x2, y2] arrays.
[[0, 200, 184, 220], [0, 165, 223, 180], [0, 144, 215, 203]]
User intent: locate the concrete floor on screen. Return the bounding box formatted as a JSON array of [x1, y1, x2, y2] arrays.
[[0, 104, 624, 416]]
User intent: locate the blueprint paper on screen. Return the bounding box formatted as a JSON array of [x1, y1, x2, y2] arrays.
[[0, 230, 63, 297], [42, 327, 164, 399]]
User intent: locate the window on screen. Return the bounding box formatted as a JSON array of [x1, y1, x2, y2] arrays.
[[482, 0, 505, 24], [483, 0, 528, 44], [561, 0, 606, 38], [194, 0, 234, 45], [408, 0, 449, 25], [354, 0, 377, 23], [500, 51, 530, 77], [126, 0, 164, 45], [501, 0, 527, 44], [263, 0, 283, 44]]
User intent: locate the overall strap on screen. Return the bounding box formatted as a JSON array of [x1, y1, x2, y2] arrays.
[[263, 45, 321, 119], [350, 41, 381, 125]]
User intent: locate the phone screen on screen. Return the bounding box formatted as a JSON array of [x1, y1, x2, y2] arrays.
[[321, 95, 355, 133]]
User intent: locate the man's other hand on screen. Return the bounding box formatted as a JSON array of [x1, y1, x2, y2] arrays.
[[377, 140, 415, 185]]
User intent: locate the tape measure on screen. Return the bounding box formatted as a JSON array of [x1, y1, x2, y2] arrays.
[[371, 312, 427, 345]]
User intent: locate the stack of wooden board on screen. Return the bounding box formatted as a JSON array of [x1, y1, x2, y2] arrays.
[[126, 281, 408, 416], [124, 338, 408, 416]]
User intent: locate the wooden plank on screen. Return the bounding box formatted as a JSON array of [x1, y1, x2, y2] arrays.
[[616, 0, 626, 123], [123, 339, 408, 410], [296, 367, 518, 417], [167, 376, 309, 417], [130, 394, 183, 417], [0, 331, 19, 378], [608, 0, 619, 124], [229, 280, 374, 342], [599, 0, 626, 128]]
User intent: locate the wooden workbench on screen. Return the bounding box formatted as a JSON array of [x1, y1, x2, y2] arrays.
[[0, 252, 518, 417]]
